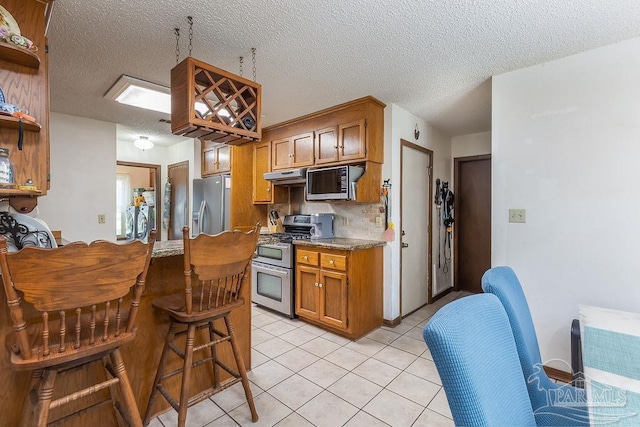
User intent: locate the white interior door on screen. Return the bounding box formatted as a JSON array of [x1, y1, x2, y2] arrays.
[[401, 144, 431, 315]]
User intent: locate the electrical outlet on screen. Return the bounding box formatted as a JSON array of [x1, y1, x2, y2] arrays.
[[508, 209, 526, 223], [375, 216, 383, 227], [98, 214, 106, 224]]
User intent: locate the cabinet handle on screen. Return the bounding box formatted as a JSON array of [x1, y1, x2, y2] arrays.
[[319, 283, 323, 288], [267, 187, 271, 192], [314, 282, 318, 287], [303, 255, 308, 260], [329, 259, 334, 265], [334, 145, 338, 149]]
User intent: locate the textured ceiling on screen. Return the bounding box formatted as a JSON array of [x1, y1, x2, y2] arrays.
[[46, 0, 640, 146]]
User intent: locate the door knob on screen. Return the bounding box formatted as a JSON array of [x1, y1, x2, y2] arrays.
[[402, 242, 409, 248]]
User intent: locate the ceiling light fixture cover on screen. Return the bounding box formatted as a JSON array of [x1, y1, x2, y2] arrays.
[[133, 136, 153, 150], [105, 75, 171, 115]]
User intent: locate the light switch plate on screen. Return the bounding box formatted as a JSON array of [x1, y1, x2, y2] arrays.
[[509, 209, 526, 223], [98, 214, 106, 224]]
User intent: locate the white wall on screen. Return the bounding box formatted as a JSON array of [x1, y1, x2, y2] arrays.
[[38, 113, 117, 242], [492, 37, 640, 368], [384, 104, 452, 321], [39, 113, 196, 243], [451, 131, 491, 159]]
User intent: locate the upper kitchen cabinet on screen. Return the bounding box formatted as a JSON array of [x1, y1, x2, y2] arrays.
[[202, 141, 231, 177], [264, 96, 384, 170], [271, 132, 314, 170], [253, 141, 288, 204], [0, 0, 54, 209], [315, 119, 367, 165]]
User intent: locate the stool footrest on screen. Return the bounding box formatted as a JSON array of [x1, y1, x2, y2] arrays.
[[193, 335, 230, 353], [187, 377, 242, 408], [50, 377, 120, 409], [168, 342, 185, 358], [157, 384, 180, 411], [48, 397, 114, 426]]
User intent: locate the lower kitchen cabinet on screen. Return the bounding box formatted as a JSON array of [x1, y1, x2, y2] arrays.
[[295, 245, 382, 339]]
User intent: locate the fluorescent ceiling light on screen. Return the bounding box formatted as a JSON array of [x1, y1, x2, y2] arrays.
[[105, 75, 230, 118], [105, 75, 171, 114], [134, 136, 154, 150]]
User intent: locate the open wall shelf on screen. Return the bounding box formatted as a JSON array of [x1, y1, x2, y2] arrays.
[[0, 42, 40, 69], [0, 115, 41, 132]]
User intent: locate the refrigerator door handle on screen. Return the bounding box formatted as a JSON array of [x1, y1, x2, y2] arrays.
[[197, 200, 206, 235], [200, 201, 208, 235]]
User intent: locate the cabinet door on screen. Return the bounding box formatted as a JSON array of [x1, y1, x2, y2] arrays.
[[202, 147, 217, 177], [291, 132, 315, 167], [296, 266, 320, 319], [216, 144, 231, 173], [315, 126, 339, 165], [338, 119, 366, 161], [319, 270, 348, 330], [272, 137, 292, 170], [253, 142, 273, 203]]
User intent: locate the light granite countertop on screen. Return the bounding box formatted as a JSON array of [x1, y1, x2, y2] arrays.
[[152, 235, 282, 258], [293, 237, 386, 251], [151, 240, 183, 258], [151, 236, 385, 257]]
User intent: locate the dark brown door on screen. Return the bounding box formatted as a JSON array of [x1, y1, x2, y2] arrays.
[[168, 161, 189, 240], [454, 156, 491, 293]]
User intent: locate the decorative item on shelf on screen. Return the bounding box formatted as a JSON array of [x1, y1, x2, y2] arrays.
[[0, 86, 38, 150], [170, 17, 262, 145], [18, 178, 37, 191], [414, 123, 420, 140], [0, 147, 15, 189], [0, 6, 37, 52], [134, 136, 153, 150]]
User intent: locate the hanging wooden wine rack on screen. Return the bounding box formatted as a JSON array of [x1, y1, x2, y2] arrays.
[[171, 57, 262, 145]]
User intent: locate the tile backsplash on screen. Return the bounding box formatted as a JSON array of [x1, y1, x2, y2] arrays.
[[270, 187, 386, 240]]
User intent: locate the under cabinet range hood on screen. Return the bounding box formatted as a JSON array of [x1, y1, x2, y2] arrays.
[[263, 168, 307, 185]]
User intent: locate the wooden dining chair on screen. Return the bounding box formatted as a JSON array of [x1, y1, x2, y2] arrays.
[[144, 225, 259, 427], [0, 232, 156, 427]]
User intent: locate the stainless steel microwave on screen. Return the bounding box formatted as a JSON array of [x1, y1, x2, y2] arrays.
[[306, 165, 365, 201]]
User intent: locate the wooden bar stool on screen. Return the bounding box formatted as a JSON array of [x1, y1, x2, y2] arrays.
[[144, 226, 259, 427], [0, 232, 156, 426]]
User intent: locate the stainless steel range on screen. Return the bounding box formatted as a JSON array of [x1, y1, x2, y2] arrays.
[[251, 214, 334, 318]]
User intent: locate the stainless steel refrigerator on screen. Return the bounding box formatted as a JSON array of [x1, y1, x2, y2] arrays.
[[192, 174, 231, 236]]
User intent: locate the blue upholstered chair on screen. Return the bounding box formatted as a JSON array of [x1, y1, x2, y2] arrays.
[[423, 293, 536, 426], [481, 266, 589, 426]]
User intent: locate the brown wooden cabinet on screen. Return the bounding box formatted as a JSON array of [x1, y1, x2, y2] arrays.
[[0, 0, 53, 210], [202, 141, 231, 176], [295, 245, 382, 339], [316, 120, 367, 164], [272, 132, 314, 170], [252, 141, 288, 204]]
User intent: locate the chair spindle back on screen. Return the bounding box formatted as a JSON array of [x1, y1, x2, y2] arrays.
[[182, 225, 259, 315], [0, 232, 156, 363]]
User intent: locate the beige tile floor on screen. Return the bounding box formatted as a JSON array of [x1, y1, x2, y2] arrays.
[[149, 291, 472, 427]]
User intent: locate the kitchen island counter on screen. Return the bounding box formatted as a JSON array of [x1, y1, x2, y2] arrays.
[[293, 237, 386, 251]]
